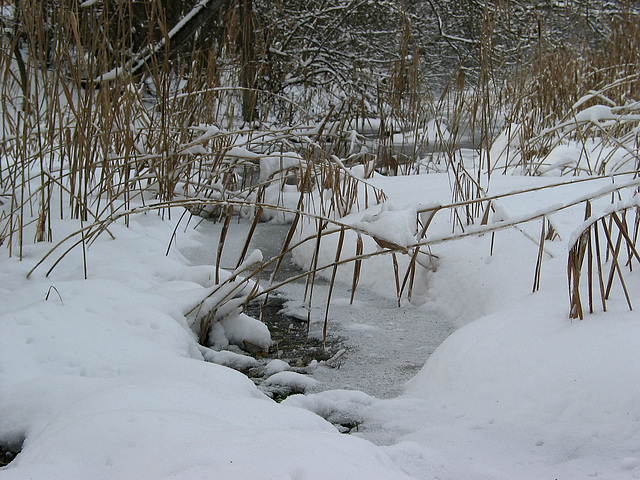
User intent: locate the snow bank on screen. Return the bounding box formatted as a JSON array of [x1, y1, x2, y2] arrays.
[[352, 174, 640, 479], [2, 359, 409, 479], [366, 287, 640, 479], [0, 212, 412, 479], [286, 168, 640, 478]]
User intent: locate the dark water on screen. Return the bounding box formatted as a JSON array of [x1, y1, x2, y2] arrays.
[[0, 444, 20, 467], [246, 295, 339, 364]]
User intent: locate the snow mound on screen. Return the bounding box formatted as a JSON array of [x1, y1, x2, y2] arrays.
[[199, 346, 259, 370], [283, 389, 376, 426], [368, 288, 640, 479], [263, 371, 320, 392], [219, 313, 272, 353], [264, 358, 291, 376], [0, 212, 412, 480]]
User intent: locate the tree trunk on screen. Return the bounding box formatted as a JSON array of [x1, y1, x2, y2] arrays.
[[239, 0, 258, 123]]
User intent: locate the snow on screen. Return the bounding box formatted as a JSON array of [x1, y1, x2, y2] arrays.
[[1, 361, 409, 480], [263, 371, 320, 391], [259, 152, 303, 182], [489, 123, 523, 172], [356, 202, 419, 248], [285, 166, 640, 478], [218, 312, 272, 352], [283, 389, 376, 426], [0, 212, 412, 480], [2, 146, 640, 478], [263, 358, 291, 376], [93, 67, 123, 83], [366, 296, 640, 478], [391, 119, 452, 146], [198, 346, 259, 370]]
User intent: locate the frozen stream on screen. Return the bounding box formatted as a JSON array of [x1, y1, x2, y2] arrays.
[[181, 219, 455, 399]]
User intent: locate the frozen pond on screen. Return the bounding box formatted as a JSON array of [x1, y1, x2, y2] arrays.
[[181, 219, 455, 399]]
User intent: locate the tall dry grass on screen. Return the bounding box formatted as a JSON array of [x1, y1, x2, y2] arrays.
[[1, 0, 639, 344], [0, 0, 391, 345]]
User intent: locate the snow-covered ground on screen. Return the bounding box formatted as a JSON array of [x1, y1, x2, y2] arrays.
[[2, 160, 640, 479]]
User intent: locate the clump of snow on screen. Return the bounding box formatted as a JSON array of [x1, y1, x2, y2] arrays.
[[182, 144, 209, 155], [572, 104, 617, 124], [263, 358, 291, 376], [218, 313, 272, 353], [356, 202, 419, 248], [283, 389, 375, 426], [234, 248, 263, 273], [199, 346, 259, 370], [263, 371, 320, 392]]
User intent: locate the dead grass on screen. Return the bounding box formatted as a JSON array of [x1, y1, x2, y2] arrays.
[[1, 1, 640, 343]]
